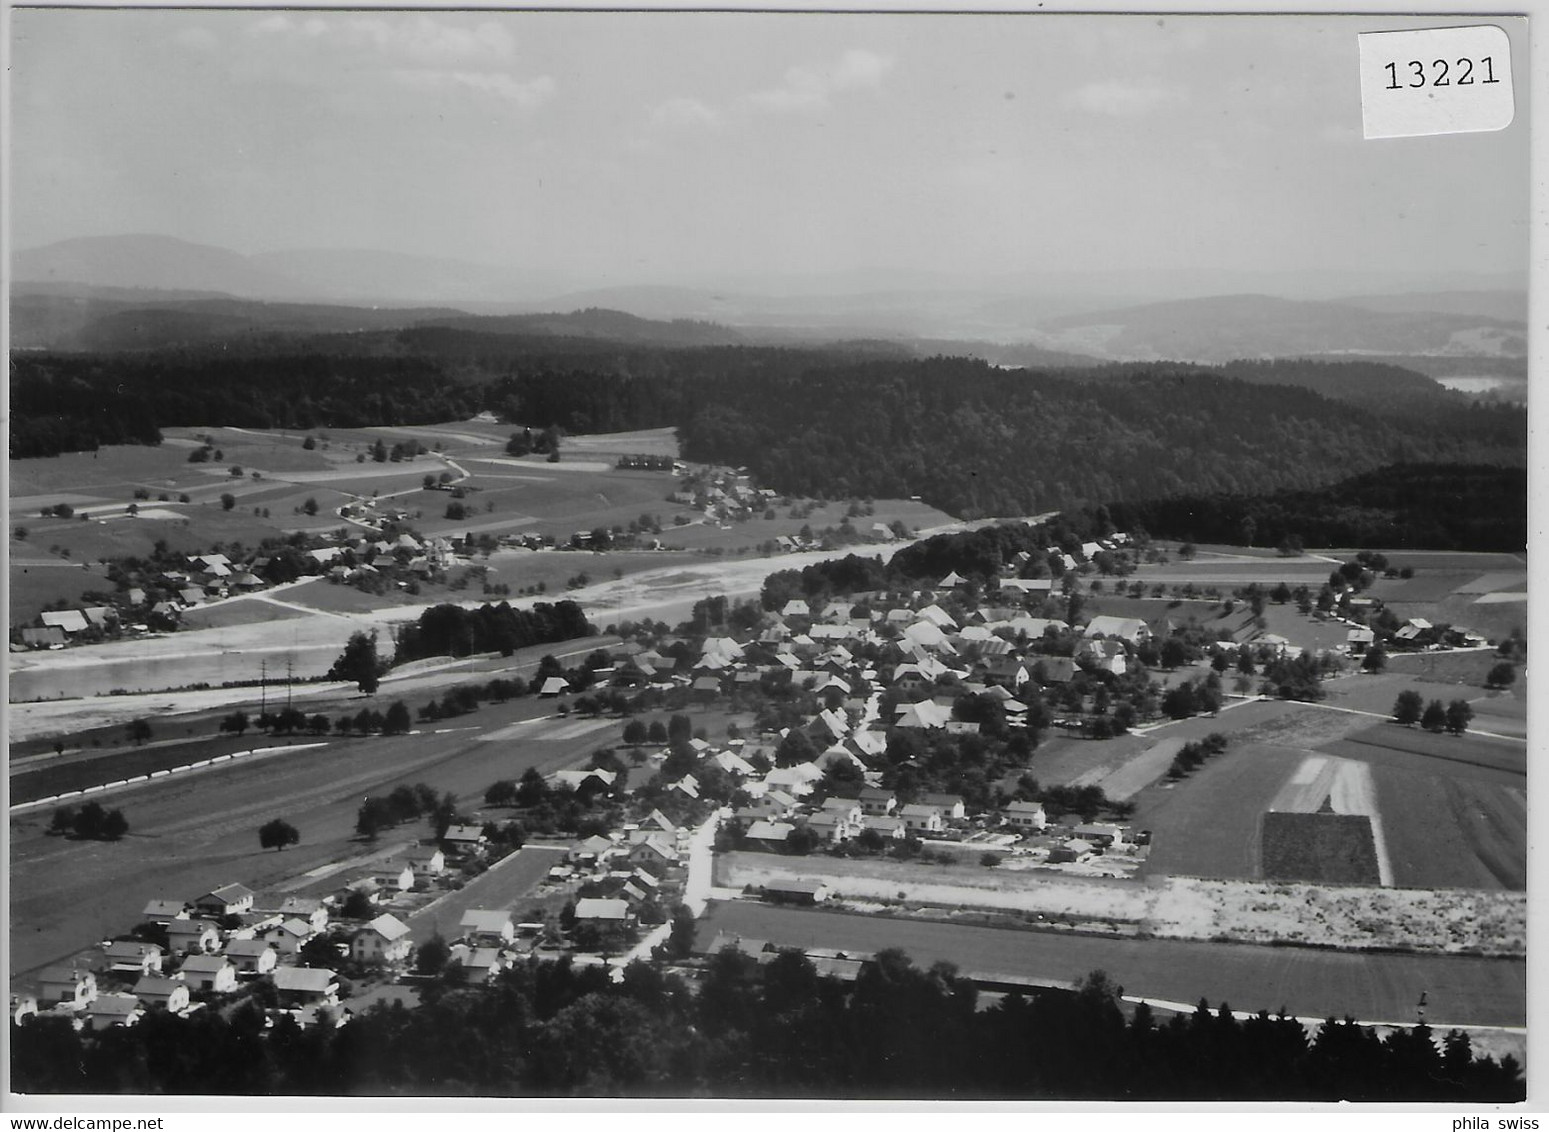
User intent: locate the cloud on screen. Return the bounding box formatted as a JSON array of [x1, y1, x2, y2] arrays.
[[649, 97, 721, 130], [251, 14, 512, 64], [748, 48, 893, 113], [1064, 81, 1183, 117], [392, 70, 555, 107]]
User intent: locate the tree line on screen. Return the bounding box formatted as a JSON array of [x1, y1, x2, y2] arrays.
[[10, 950, 1522, 1100]]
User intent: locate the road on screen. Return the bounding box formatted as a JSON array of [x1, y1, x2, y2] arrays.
[[696, 902, 1525, 1029]]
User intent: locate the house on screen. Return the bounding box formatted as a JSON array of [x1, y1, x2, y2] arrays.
[[193, 883, 255, 918], [223, 939, 280, 976], [866, 815, 909, 840], [179, 955, 239, 994], [403, 845, 446, 876], [921, 793, 968, 820], [818, 797, 864, 826], [141, 898, 189, 925], [38, 968, 97, 1009], [20, 627, 67, 649], [103, 941, 165, 977], [628, 835, 680, 870], [538, 676, 570, 697], [781, 599, 810, 618], [1002, 800, 1048, 832], [1072, 823, 1126, 848], [262, 918, 317, 956], [894, 700, 952, 730], [704, 933, 773, 961], [858, 786, 897, 816], [450, 946, 506, 983], [642, 809, 678, 835], [459, 910, 515, 947], [133, 976, 191, 1013], [938, 571, 967, 587], [352, 913, 413, 966], [573, 898, 634, 927], [179, 588, 207, 607], [552, 768, 616, 792], [803, 812, 851, 844], [441, 824, 488, 854], [999, 578, 1054, 595], [166, 918, 222, 955], [274, 898, 329, 933], [761, 879, 830, 906], [374, 861, 416, 892], [1036, 657, 1078, 685], [272, 966, 339, 1005], [1345, 627, 1376, 654], [1082, 616, 1150, 645], [40, 609, 90, 634], [898, 804, 945, 834], [1048, 839, 1093, 864], [83, 994, 142, 1031]]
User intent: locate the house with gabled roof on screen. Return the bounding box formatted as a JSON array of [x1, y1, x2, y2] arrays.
[[194, 883, 254, 917], [352, 913, 412, 966], [103, 941, 165, 977], [858, 785, 897, 816], [1002, 800, 1048, 832], [574, 898, 634, 927], [459, 910, 515, 947], [1082, 616, 1150, 645], [166, 918, 222, 956], [261, 918, 317, 956], [223, 939, 279, 976], [133, 976, 191, 1013], [38, 968, 97, 1009], [272, 966, 339, 1005], [179, 954, 239, 994], [898, 804, 945, 834], [141, 898, 189, 924], [83, 994, 142, 1031]]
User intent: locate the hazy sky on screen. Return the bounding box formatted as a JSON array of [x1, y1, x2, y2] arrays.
[[9, 9, 1531, 288]]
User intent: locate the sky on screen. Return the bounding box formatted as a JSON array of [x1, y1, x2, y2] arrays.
[[7, 9, 1531, 292]]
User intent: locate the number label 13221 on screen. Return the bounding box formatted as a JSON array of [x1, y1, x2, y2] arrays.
[[1384, 56, 1498, 89]]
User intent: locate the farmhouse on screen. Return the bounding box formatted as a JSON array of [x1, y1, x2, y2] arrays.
[[1082, 616, 1149, 644]]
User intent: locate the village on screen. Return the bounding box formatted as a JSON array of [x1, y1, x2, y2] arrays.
[[14, 505, 1521, 1045]]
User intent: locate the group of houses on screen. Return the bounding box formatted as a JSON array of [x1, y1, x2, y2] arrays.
[[11, 825, 501, 1035]]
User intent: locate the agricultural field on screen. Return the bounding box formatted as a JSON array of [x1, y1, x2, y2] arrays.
[[8, 556, 116, 622], [7, 693, 632, 979], [1260, 813, 1382, 885], [1132, 743, 1308, 881]]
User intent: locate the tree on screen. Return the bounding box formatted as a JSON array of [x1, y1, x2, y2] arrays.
[[303, 435, 318, 450], [1159, 637, 1189, 670], [622, 719, 647, 746], [1362, 642, 1387, 673], [259, 818, 300, 851], [101, 809, 129, 841], [341, 890, 375, 920], [1445, 699, 1474, 736], [1420, 699, 1447, 733], [1486, 662, 1516, 689], [415, 935, 450, 977], [302, 497, 319, 517], [220, 493, 236, 511], [647, 720, 669, 744], [127, 718, 153, 746], [1392, 689, 1424, 727], [329, 630, 385, 694], [382, 700, 412, 735], [218, 710, 250, 737]]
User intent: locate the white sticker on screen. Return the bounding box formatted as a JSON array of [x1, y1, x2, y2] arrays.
[[1358, 25, 1514, 139]]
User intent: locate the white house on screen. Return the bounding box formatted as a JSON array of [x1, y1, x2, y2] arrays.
[[352, 913, 413, 966]]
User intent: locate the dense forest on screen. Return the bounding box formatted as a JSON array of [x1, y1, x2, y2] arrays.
[[11, 333, 1525, 520], [1096, 464, 1528, 551], [11, 950, 1522, 1100], [392, 600, 593, 665]]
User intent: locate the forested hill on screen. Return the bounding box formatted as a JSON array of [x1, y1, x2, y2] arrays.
[[1091, 464, 1528, 552], [11, 341, 1525, 519]]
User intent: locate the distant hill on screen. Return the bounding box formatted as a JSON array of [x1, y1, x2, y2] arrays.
[[421, 307, 746, 347], [13, 235, 295, 298], [1038, 293, 1527, 363], [1336, 289, 1528, 323], [9, 290, 471, 350]]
